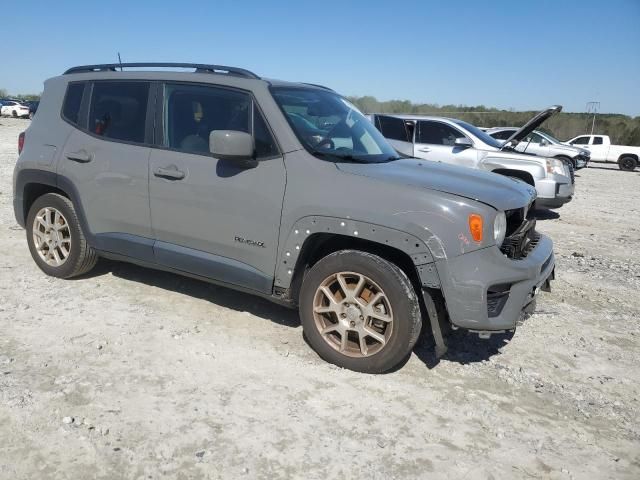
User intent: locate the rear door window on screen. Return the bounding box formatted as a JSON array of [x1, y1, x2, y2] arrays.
[[375, 115, 409, 142], [62, 83, 86, 125], [592, 136, 604, 145], [89, 81, 150, 144]]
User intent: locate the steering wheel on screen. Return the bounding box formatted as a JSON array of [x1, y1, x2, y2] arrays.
[[315, 137, 335, 150]]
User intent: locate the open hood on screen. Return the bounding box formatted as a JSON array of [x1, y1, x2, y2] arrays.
[[502, 105, 562, 149]]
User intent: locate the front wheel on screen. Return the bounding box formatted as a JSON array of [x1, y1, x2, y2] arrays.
[[26, 193, 98, 278], [618, 156, 637, 172], [299, 250, 422, 373]]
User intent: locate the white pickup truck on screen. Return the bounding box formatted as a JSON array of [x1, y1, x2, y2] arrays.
[[565, 135, 640, 171]]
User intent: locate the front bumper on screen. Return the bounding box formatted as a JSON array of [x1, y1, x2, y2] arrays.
[[435, 233, 555, 331], [575, 156, 589, 169], [535, 175, 574, 208]]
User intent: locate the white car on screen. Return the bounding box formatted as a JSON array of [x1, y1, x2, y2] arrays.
[[485, 127, 590, 170], [566, 134, 640, 171], [1, 101, 30, 118]]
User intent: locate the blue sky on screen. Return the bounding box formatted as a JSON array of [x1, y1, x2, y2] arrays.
[[2, 0, 639, 115]]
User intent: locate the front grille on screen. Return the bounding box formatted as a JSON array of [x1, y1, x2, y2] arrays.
[[504, 201, 535, 238], [500, 218, 540, 259], [566, 160, 575, 184]]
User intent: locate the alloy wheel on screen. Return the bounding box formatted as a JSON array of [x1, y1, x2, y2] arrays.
[[32, 207, 72, 267], [312, 272, 393, 358]]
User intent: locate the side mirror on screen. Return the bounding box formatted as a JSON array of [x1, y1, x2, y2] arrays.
[[454, 137, 472, 148], [539, 139, 549, 146], [209, 130, 256, 167]]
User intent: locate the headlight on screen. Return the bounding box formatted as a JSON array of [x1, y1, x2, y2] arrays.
[[546, 158, 566, 176], [493, 211, 507, 247]]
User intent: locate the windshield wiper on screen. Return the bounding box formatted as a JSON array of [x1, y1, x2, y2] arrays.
[[310, 150, 368, 163]]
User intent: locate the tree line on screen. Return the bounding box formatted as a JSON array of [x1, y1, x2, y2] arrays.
[[347, 96, 640, 146], [0, 88, 41, 102], [3, 87, 639, 146]]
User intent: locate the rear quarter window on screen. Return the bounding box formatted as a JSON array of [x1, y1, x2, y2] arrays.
[[62, 83, 86, 125]]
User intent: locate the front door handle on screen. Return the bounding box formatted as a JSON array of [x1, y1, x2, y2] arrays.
[[66, 150, 92, 163], [418, 147, 431, 153], [153, 166, 185, 180]]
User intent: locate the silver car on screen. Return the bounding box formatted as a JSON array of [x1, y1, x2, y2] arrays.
[[13, 62, 555, 373]]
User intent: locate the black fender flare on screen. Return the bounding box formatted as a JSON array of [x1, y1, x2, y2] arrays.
[[274, 215, 440, 290]]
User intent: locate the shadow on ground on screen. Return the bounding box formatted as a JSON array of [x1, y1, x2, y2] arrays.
[[586, 164, 638, 173], [413, 329, 514, 369], [533, 209, 560, 220], [80, 258, 300, 329], [79, 258, 516, 371]]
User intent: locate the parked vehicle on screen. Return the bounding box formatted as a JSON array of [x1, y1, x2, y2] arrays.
[[485, 127, 589, 170], [26, 101, 39, 119], [371, 107, 574, 209], [1, 100, 30, 118], [13, 62, 555, 373], [565, 134, 640, 171]]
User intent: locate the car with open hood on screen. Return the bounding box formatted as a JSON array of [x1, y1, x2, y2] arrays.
[[371, 107, 574, 209], [485, 121, 590, 170], [13, 62, 555, 373]]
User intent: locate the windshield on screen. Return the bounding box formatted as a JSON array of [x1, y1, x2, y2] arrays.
[[537, 130, 562, 145], [452, 119, 504, 149], [271, 87, 399, 163]]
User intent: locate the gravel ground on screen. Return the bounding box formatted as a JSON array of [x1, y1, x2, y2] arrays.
[[1, 116, 639, 480]]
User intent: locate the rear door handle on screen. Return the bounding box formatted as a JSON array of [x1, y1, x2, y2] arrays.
[[66, 150, 92, 163], [153, 166, 185, 180]]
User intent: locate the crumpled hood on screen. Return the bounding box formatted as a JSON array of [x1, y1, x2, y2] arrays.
[[336, 158, 536, 211]]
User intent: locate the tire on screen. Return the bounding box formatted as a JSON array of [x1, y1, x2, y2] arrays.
[[618, 156, 637, 172], [299, 250, 422, 373], [12, 110, 17, 118], [26, 193, 98, 278], [29, 112, 34, 120]]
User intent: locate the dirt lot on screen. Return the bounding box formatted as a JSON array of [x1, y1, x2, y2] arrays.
[[1, 116, 639, 479]]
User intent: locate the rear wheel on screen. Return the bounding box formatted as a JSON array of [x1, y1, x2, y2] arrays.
[[299, 250, 422, 373], [26, 193, 98, 278], [12, 110, 17, 118], [618, 156, 637, 172]]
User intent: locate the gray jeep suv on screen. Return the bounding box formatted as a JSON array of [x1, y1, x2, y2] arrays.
[[13, 63, 555, 373]]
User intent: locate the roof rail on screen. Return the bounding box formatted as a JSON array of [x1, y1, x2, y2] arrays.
[[63, 63, 260, 79], [301, 82, 335, 92]]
